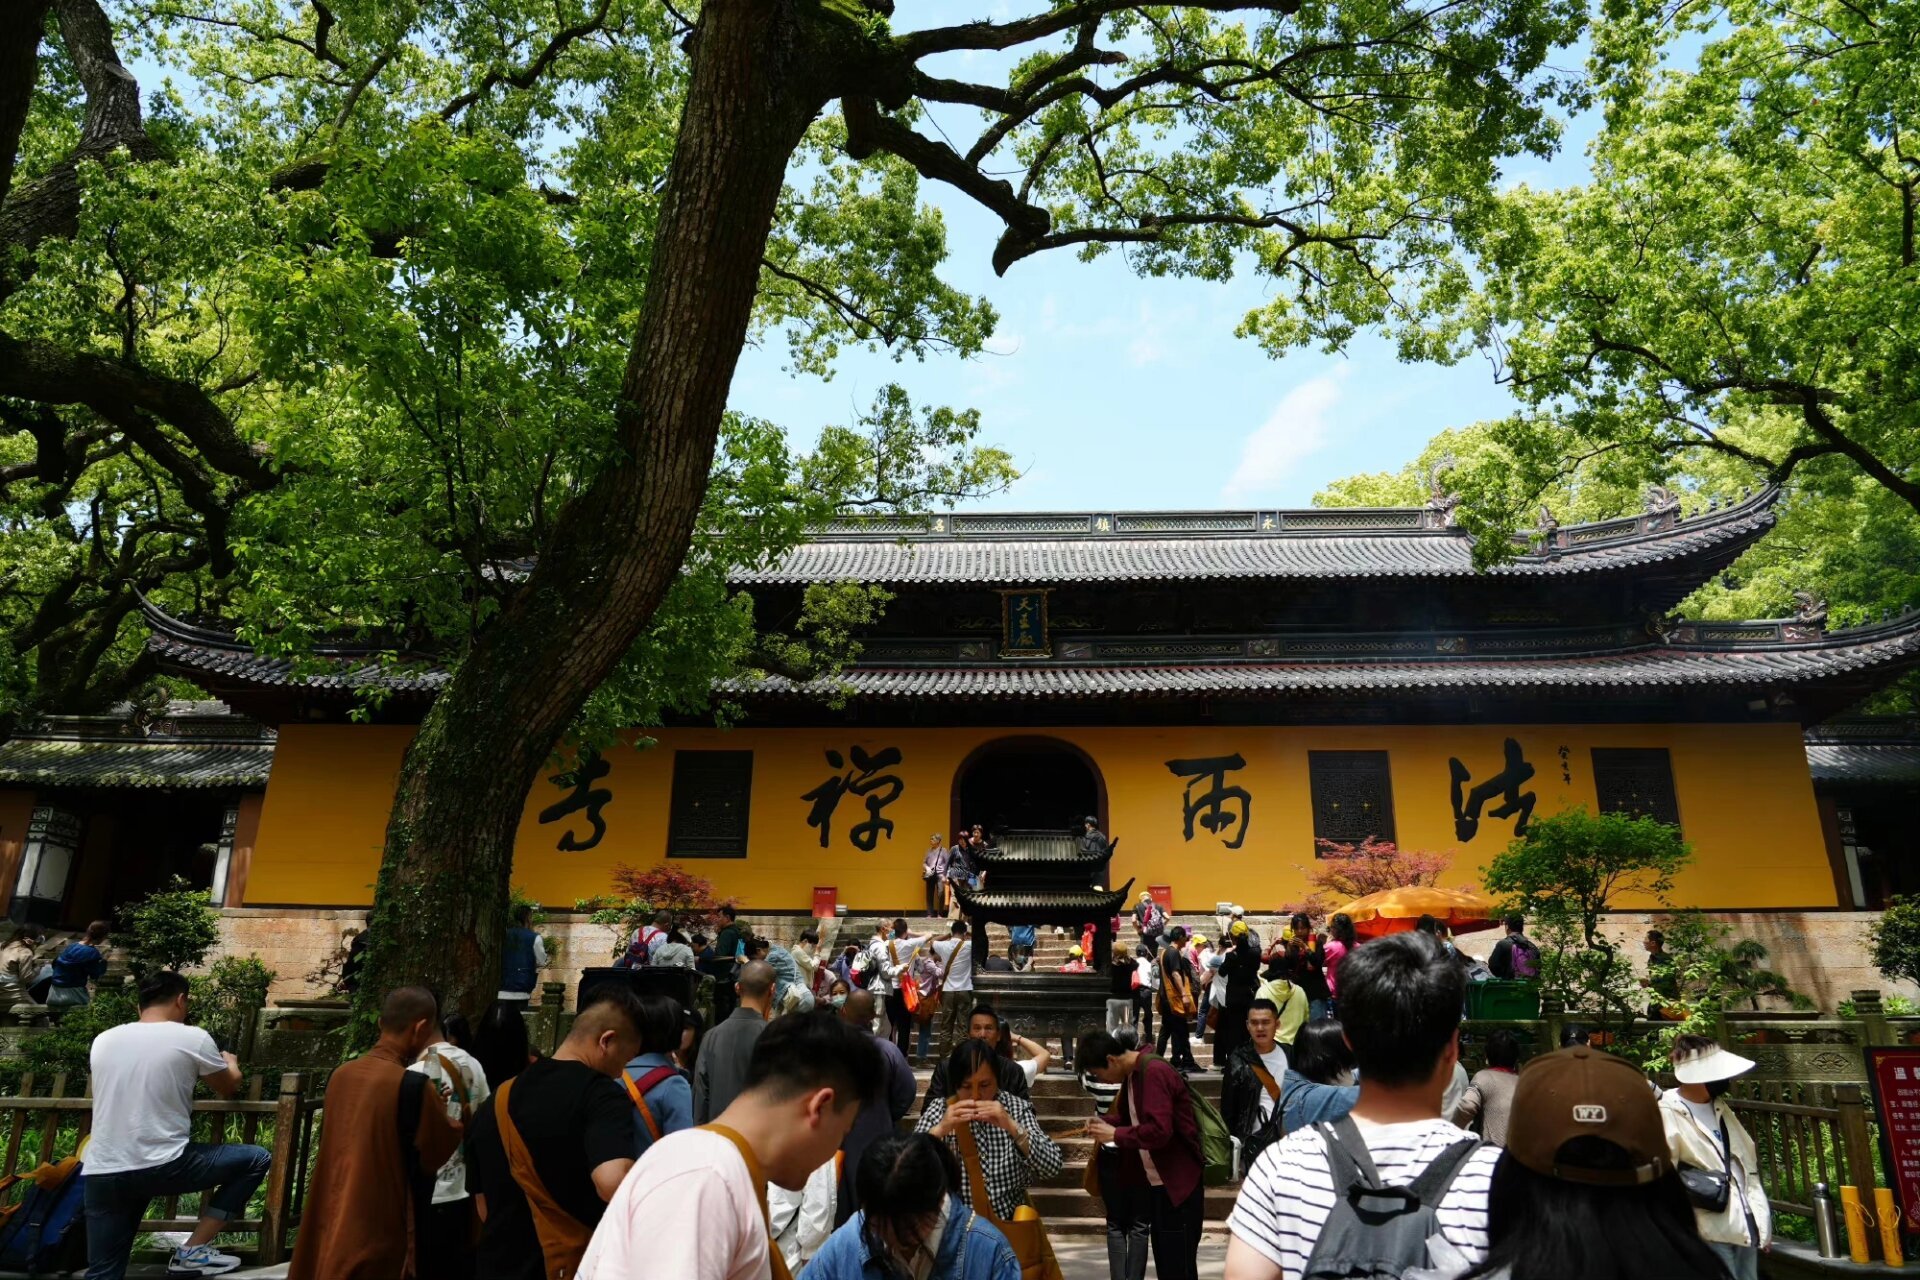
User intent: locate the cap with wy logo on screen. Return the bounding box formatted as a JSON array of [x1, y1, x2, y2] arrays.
[[1505, 1046, 1673, 1187]]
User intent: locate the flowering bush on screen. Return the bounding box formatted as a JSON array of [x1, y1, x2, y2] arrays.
[[1283, 838, 1456, 915]]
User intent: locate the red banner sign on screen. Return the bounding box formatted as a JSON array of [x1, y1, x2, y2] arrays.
[[812, 886, 837, 918], [1867, 1049, 1920, 1228]]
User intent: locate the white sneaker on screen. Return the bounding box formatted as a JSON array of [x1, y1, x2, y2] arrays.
[[169, 1244, 243, 1276]]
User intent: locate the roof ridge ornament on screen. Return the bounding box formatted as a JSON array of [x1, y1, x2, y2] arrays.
[[1792, 590, 1829, 629], [1423, 453, 1462, 529], [1644, 483, 1682, 518], [1530, 504, 1560, 551]]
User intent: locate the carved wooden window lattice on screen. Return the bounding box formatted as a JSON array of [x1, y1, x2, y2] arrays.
[[1308, 751, 1396, 849], [1591, 747, 1681, 829], [667, 750, 754, 858]]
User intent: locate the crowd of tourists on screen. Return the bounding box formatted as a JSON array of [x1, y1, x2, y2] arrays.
[[1, 919, 114, 1010], [67, 885, 1773, 1280]]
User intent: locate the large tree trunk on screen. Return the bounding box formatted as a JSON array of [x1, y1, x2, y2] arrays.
[[354, 0, 839, 1022], [0, 2, 52, 209]]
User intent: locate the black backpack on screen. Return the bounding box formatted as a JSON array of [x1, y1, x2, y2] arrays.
[[1300, 1116, 1481, 1280]]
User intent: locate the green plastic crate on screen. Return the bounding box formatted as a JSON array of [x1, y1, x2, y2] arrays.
[[1466, 980, 1540, 1020]]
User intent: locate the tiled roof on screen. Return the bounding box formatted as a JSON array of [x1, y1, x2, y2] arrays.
[[145, 597, 1920, 707], [1805, 744, 1920, 786], [1803, 719, 1920, 786], [144, 610, 448, 696], [731, 616, 1920, 700], [953, 885, 1133, 919], [0, 738, 274, 788], [0, 701, 275, 789], [975, 833, 1107, 864], [733, 489, 1779, 586]]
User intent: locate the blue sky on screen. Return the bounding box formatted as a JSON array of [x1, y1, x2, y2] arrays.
[[730, 66, 1605, 512]]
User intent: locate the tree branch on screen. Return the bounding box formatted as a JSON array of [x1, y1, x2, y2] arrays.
[[1582, 330, 1920, 515], [328, 47, 394, 142], [0, 0, 159, 271], [439, 0, 614, 120], [0, 333, 277, 492], [842, 98, 1049, 275], [1801, 398, 1920, 511], [896, 0, 1298, 59], [761, 257, 932, 347]]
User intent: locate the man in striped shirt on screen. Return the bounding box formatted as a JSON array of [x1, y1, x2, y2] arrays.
[[1225, 931, 1497, 1280]]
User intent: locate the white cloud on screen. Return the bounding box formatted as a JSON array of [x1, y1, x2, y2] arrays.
[[1222, 369, 1348, 501]]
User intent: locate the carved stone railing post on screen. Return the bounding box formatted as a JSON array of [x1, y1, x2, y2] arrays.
[[540, 980, 567, 1054], [1539, 993, 1565, 1057], [1851, 989, 1891, 1048]]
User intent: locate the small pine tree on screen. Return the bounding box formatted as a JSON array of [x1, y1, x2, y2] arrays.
[[119, 876, 221, 976]]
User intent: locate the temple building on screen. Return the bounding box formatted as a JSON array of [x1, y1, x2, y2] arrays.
[[5, 485, 1920, 936]]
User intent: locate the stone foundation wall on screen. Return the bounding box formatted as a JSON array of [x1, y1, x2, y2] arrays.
[[220, 907, 1915, 1013], [1589, 911, 1914, 1011]]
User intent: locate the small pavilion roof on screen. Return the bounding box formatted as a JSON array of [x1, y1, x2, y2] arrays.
[[973, 831, 1109, 865], [954, 880, 1134, 924]]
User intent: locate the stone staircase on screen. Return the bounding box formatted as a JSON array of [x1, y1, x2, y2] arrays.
[[892, 916, 1235, 1236]]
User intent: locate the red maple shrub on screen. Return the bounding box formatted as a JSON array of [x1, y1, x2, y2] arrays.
[[608, 862, 740, 923]]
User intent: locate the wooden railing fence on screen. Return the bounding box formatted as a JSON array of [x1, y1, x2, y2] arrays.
[[1726, 1080, 1879, 1219], [0, 1071, 318, 1265]]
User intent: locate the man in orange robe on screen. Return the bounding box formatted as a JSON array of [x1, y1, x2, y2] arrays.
[[290, 985, 461, 1279]]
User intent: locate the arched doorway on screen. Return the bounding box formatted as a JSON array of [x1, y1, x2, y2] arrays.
[[951, 735, 1106, 838]]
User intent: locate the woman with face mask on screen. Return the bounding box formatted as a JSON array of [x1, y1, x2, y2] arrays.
[[801, 1133, 1021, 1279], [1660, 1035, 1771, 1280]]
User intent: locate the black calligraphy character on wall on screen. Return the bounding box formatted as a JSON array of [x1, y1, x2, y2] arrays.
[[801, 746, 906, 850], [1557, 745, 1572, 784], [538, 748, 613, 851], [1165, 754, 1252, 850], [1448, 738, 1537, 841]]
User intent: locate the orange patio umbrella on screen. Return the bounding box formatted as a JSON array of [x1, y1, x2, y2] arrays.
[[1332, 886, 1500, 940]]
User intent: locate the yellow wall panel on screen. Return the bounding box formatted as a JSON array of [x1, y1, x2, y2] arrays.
[[245, 721, 1838, 912]]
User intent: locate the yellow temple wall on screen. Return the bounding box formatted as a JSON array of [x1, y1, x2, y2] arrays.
[[246, 720, 1837, 912]]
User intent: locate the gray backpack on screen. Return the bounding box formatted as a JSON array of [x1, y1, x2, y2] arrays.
[[1300, 1116, 1481, 1280]]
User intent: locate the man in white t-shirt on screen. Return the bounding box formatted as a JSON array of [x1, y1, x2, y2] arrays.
[[581, 1010, 883, 1280], [408, 1011, 492, 1279], [1225, 932, 1496, 1280], [83, 970, 269, 1279], [928, 920, 976, 1060]]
